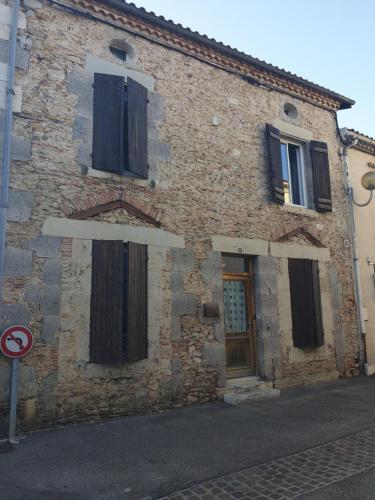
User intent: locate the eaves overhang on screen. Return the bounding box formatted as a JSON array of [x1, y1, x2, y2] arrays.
[[97, 0, 355, 111], [344, 128, 375, 157]]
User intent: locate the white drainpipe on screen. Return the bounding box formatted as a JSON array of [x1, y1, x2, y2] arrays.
[[340, 136, 368, 375], [0, 0, 20, 302]]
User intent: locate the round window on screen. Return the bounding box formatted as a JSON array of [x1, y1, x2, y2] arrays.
[[109, 40, 136, 63], [284, 103, 298, 119], [109, 44, 127, 61]]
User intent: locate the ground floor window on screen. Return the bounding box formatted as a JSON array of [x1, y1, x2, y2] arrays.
[[90, 240, 148, 364], [288, 258, 324, 349]]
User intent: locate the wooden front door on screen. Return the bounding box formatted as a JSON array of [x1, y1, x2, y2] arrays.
[[222, 255, 256, 378]]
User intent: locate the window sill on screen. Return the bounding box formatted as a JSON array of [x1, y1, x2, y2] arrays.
[[85, 167, 151, 187], [279, 203, 318, 219]]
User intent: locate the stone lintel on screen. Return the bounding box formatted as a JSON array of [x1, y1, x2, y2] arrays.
[[270, 242, 330, 262], [42, 217, 185, 248], [85, 55, 155, 91], [273, 119, 314, 141], [212, 236, 268, 256]]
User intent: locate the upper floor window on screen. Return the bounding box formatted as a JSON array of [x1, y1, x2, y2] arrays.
[[266, 124, 332, 212], [280, 139, 307, 207], [92, 73, 148, 178]]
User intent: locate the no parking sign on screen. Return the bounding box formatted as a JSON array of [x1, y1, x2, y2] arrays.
[[0, 325, 33, 443], [0, 325, 33, 358]]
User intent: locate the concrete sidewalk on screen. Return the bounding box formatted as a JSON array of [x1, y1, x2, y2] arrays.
[[1, 376, 375, 499]]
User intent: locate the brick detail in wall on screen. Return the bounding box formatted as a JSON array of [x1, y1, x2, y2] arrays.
[[62, 191, 161, 227], [272, 223, 327, 248], [275, 226, 325, 248]]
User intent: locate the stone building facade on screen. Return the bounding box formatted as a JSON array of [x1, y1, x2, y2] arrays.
[[0, 0, 361, 433], [342, 129, 375, 375]]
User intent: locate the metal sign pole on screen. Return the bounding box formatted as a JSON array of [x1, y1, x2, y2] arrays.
[[1, 325, 33, 443], [8, 358, 19, 444]]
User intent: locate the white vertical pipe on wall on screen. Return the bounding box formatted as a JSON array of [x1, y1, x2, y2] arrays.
[[0, 0, 20, 302], [340, 141, 368, 375]]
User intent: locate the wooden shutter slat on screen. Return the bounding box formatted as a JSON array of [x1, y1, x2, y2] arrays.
[[92, 73, 125, 173], [126, 78, 148, 178], [90, 240, 124, 363], [311, 140, 332, 212], [311, 260, 324, 347], [317, 197, 332, 204], [266, 124, 285, 204], [288, 259, 317, 349], [125, 242, 148, 363]]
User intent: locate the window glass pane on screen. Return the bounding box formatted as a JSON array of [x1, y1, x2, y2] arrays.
[[224, 280, 248, 333], [288, 144, 301, 205], [280, 143, 291, 204], [223, 255, 248, 273], [280, 143, 289, 181]]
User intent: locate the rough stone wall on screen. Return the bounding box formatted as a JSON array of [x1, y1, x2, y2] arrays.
[[0, 1, 360, 432]]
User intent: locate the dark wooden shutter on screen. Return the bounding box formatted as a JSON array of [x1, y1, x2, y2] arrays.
[[288, 259, 324, 349], [90, 240, 124, 363], [125, 242, 148, 362], [92, 73, 125, 173], [126, 78, 148, 178], [266, 124, 285, 204], [311, 260, 324, 347], [310, 141, 332, 212]]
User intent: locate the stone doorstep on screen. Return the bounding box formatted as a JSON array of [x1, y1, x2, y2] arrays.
[[216, 376, 273, 397], [216, 376, 280, 405], [223, 388, 281, 405]]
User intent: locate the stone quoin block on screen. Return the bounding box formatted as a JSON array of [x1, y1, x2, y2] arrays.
[[170, 248, 195, 273], [171, 356, 184, 399], [0, 365, 37, 402], [41, 316, 61, 345], [40, 285, 61, 316], [77, 142, 92, 167], [0, 39, 8, 63], [0, 303, 31, 330], [42, 258, 63, 285], [7, 189, 34, 222], [25, 236, 61, 257], [16, 38, 30, 71], [73, 115, 92, 141], [0, 136, 32, 161], [24, 284, 41, 303], [4, 247, 32, 277], [23, 0, 44, 10]]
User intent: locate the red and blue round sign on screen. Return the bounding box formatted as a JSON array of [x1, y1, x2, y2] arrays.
[[0, 325, 33, 359]]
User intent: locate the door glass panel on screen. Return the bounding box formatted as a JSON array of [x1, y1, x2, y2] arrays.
[[226, 338, 250, 369], [223, 280, 247, 333], [222, 255, 248, 273]]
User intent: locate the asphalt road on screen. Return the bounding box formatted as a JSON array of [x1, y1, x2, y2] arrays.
[[1, 376, 375, 499]]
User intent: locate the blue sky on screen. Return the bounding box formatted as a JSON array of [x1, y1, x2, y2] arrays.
[[134, 0, 375, 138]]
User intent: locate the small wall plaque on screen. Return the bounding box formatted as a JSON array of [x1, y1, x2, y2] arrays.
[[204, 303, 219, 317]]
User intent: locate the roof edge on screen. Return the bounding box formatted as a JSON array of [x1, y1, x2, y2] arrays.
[[99, 0, 355, 110], [342, 128, 375, 156]]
